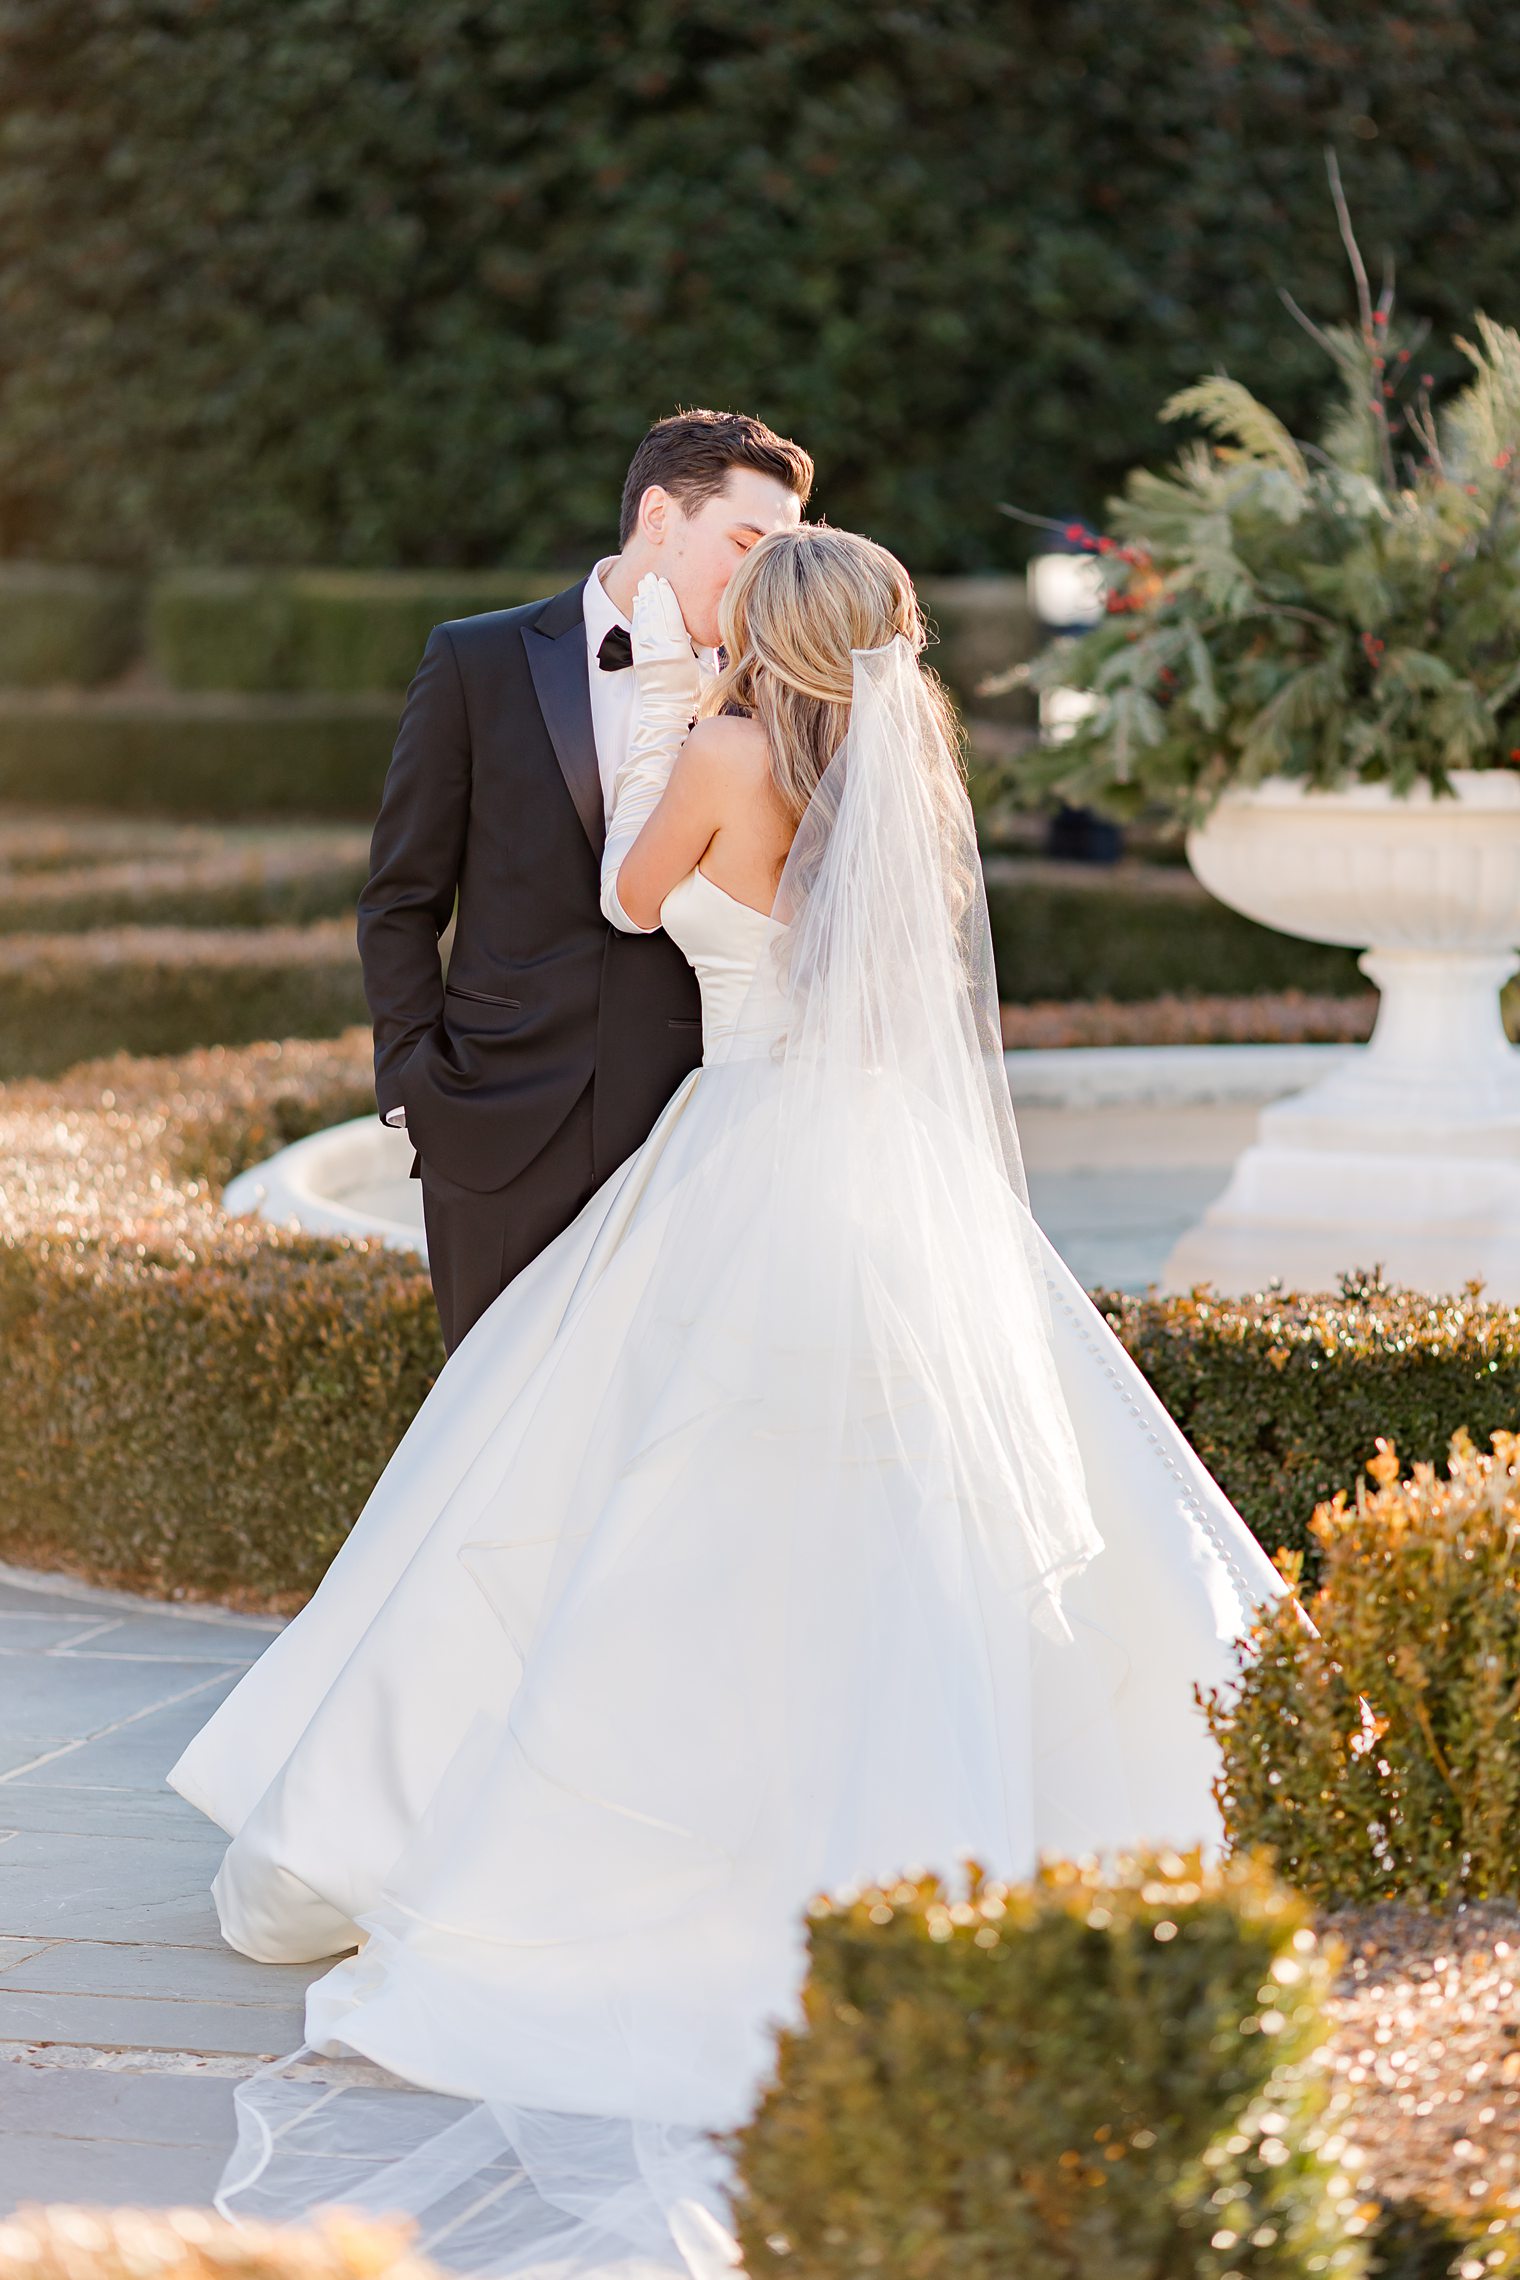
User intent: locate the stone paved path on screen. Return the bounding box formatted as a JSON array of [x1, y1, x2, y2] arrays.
[[0, 1562, 334, 2211]]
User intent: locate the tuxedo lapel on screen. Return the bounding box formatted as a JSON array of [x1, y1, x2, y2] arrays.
[[524, 581, 604, 858]]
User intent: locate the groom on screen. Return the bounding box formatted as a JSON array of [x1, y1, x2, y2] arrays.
[[358, 409, 813, 1353]]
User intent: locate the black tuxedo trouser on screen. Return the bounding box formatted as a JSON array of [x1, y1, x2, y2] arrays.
[[416, 1079, 598, 1355]]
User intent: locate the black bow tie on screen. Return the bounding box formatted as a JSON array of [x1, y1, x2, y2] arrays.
[[597, 626, 633, 672]]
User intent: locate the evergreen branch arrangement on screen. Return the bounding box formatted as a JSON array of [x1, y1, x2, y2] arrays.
[[1010, 154, 1520, 824]]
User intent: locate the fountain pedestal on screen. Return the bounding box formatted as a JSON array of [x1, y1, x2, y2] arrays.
[[1164, 775, 1520, 1298]]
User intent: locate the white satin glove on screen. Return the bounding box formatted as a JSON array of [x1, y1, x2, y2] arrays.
[[600, 574, 704, 934]]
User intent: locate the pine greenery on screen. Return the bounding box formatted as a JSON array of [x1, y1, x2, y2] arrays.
[[1018, 164, 1520, 823]]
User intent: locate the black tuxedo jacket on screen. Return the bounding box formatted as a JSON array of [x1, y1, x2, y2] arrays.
[[357, 577, 704, 1195]]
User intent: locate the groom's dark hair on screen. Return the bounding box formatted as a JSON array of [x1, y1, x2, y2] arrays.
[[619, 410, 814, 544]]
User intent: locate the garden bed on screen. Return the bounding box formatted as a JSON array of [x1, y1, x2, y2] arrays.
[[1000, 989, 1377, 1048], [1326, 1901, 1520, 2231], [2, 1034, 1517, 1611], [0, 810, 369, 931], [0, 690, 399, 817], [983, 855, 1365, 1002], [1100, 1280, 1520, 1580], [0, 1030, 439, 1607], [0, 920, 368, 1076]]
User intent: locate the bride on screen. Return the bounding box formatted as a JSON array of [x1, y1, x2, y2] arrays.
[[169, 526, 1282, 2278]]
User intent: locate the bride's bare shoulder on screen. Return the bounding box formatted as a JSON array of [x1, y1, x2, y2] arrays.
[[680, 713, 770, 774]]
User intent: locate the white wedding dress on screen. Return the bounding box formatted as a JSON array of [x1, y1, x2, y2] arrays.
[[169, 644, 1282, 2279]]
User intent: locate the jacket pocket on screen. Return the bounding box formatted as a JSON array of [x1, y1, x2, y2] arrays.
[[667, 1016, 702, 1030], [445, 984, 523, 1009]]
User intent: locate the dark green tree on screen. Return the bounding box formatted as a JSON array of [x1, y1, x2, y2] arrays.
[[0, 1, 1517, 569]]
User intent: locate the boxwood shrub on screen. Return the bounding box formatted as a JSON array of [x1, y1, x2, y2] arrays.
[[0, 817, 369, 933], [0, 693, 398, 817], [985, 860, 1365, 1003], [147, 567, 562, 694], [142, 568, 1037, 711], [1204, 1432, 1520, 1909], [1000, 991, 1377, 1049], [732, 1852, 1364, 2280], [1098, 1278, 1520, 1580], [0, 1030, 440, 1607], [0, 564, 140, 687], [0, 922, 368, 1077], [8, 1035, 1520, 1615]]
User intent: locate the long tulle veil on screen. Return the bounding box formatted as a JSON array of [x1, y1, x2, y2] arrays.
[[750, 633, 1102, 1612], [209, 635, 1116, 2278]]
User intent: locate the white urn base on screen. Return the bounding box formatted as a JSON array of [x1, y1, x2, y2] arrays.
[[1163, 1138, 1520, 1299], [1163, 949, 1520, 1298]]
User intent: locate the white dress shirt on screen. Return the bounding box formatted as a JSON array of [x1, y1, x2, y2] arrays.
[[584, 557, 718, 820], [582, 558, 639, 822]]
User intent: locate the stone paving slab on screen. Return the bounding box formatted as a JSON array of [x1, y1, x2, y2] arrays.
[[3, 1939, 322, 2005], [42, 1617, 279, 1664], [0, 1830, 230, 1944], [0, 1937, 56, 1970], [8, 1678, 243, 1790], [0, 1616, 123, 1652], [0, 1785, 228, 1843], [2, 1659, 235, 1757], [0, 1564, 335, 2213], [0, 2064, 237, 2148], [0, 1582, 118, 1617], [0, 1567, 277, 1628], [0, 1990, 307, 2060], [0, 1733, 78, 1780], [0, 2129, 228, 2206]]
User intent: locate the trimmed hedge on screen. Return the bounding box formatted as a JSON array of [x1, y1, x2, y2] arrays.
[[147, 567, 563, 694], [0, 573, 1034, 815], [919, 575, 1036, 725], [733, 1853, 1361, 2280], [0, 693, 398, 816], [985, 860, 1366, 1003], [1100, 1278, 1520, 1581], [0, 922, 367, 1077], [0, 1031, 439, 1607], [0, 817, 369, 932], [0, 563, 139, 686], [1205, 1433, 1520, 1908], [1000, 991, 1378, 1049], [141, 566, 1038, 707], [9, 1035, 1520, 1610]]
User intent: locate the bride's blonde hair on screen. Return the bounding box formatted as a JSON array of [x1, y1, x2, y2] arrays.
[[701, 525, 964, 823]]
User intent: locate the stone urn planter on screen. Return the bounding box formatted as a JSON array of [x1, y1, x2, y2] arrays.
[[1163, 771, 1520, 1297]]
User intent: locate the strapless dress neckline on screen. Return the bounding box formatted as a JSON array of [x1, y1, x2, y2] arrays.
[[666, 863, 782, 928], [658, 863, 789, 1067]]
